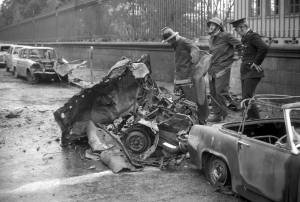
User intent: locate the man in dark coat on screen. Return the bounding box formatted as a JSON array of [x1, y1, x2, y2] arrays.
[[161, 27, 210, 124], [207, 17, 242, 122], [230, 18, 269, 119]]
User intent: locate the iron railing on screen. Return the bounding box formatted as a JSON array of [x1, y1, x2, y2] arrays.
[[0, 0, 299, 44], [235, 0, 300, 44]]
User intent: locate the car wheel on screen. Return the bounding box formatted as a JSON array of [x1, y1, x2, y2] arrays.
[[122, 125, 152, 155], [205, 155, 229, 188], [27, 70, 40, 84], [61, 74, 69, 82], [5, 63, 9, 72], [13, 67, 18, 78]]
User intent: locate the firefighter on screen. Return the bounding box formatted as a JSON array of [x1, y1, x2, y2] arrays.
[[206, 17, 243, 122], [161, 27, 210, 124], [229, 18, 269, 119]]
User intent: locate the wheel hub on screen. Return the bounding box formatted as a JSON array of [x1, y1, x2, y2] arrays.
[[124, 129, 150, 154], [128, 135, 145, 151], [211, 159, 227, 184]]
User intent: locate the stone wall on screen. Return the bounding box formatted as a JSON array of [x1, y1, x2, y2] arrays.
[[257, 45, 300, 95], [26, 42, 300, 96]]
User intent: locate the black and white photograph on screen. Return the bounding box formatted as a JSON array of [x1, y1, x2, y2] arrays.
[[0, 0, 300, 201]]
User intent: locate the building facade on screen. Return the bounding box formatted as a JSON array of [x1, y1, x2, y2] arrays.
[[234, 0, 300, 44]]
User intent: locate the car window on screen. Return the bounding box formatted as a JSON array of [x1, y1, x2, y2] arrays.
[[46, 50, 57, 59], [20, 49, 28, 58], [24, 49, 28, 58], [0, 46, 10, 52], [18, 50, 22, 58], [29, 49, 40, 59], [8, 47, 12, 54], [14, 47, 22, 55], [289, 108, 300, 150], [29, 49, 56, 60]]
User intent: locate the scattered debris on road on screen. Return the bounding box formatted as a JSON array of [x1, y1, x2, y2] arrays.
[[5, 108, 23, 118], [88, 165, 96, 170], [54, 59, 87, 77]]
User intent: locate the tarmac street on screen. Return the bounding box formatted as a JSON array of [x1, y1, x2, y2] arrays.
[[0, 67, 247, 202]]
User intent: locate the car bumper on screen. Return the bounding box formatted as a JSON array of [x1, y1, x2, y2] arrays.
[[33, 71, 67, 81], [34, 71, 56, 75]]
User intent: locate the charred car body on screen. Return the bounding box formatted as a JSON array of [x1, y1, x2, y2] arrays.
[[15, 46, 68, 83], [188, 95, 300, 202], [54, 54, 206, 169]]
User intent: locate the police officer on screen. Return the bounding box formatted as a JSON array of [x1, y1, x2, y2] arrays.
[[161, 27, 210, 124], [229, 18, 269, 119], [207, 17, 242, 122]]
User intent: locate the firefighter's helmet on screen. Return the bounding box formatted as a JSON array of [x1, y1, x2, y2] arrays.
[[161, 27, 179, 43], [207, 17, 224, 31]]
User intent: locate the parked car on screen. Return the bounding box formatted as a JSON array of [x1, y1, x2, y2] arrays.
[[14, 46, 67, 83], [188, 98, 300, 202], [4, 44, 31, 72], [0, 44, 11, 68]]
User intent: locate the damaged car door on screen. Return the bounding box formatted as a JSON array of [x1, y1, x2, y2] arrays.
[[16, 48, 29, 77], [235, 104, 300, 202], [189, 98, 300, 202], [237, 126, 290, 202]]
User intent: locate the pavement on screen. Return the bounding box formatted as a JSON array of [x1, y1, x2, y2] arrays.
[[0, 65, 289, 202], [0, 68, 246, 202]]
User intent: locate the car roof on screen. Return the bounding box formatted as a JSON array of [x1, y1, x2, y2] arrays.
[[282, 102, 300, 109], [10, 45, 31, 48], [19, 46, 54, 50], [0, 44, 12, 46]]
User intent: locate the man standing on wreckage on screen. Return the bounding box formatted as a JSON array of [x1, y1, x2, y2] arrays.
[[161, 27, 210, 124]]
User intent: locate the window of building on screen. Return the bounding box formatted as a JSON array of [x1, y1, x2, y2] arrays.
[[250, 0, 261, 17], [290, 0, 299, 14], [268, 0, 279, 16], [285, 0, 300, 14]]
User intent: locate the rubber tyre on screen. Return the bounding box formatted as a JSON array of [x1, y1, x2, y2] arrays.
[[61, 74, 69, 82], [27, 70, 40, 84], [13, 67, 18, 78], [5, 63, 9, 72], [205, 155, 229, 188], [122, 125, 152, 155]]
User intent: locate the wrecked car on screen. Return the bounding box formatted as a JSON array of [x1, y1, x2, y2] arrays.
[[54, 53, 207, 171], [54, 54, 156, 146], [14, 46, 68, 83], [188, 95, 300, 202]]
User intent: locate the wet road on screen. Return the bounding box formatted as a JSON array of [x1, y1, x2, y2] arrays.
[[0, 68, 246, 202]]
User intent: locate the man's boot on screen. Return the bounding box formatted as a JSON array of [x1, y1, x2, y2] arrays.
[[228, 100, 241, 111], [207, 113, 222, 122]]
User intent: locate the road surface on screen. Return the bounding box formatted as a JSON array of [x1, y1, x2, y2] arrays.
[[0, 68, 246, 202]]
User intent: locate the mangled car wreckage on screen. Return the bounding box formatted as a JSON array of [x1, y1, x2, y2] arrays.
[[53, 52, 300, 201], [15, 46, 82, 83], [54, 53, 211, 172], [188, 95, 300, 202]]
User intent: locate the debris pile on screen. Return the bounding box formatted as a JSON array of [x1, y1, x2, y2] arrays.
[[54, 54, 197, 173]]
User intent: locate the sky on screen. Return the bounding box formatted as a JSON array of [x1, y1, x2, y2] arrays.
[[0, 0, 3, 8]]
